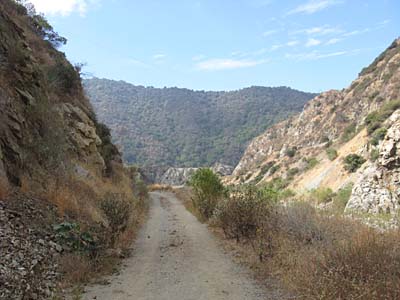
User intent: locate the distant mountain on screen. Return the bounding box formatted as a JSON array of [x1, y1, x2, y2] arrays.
[[84, 79, 316, 168]]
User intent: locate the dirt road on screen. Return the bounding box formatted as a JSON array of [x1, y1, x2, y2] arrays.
[[83, 191, 270, 300]]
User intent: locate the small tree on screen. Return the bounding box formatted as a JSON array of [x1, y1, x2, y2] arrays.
[[189, 168, 225, 219], [326, 148, 338, 161], [343, 154, 366, 172]]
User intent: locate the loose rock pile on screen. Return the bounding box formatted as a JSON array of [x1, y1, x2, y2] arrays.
[[0, 195, 63, 299]]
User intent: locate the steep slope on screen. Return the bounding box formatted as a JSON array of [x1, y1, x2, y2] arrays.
[[84, 78, 316, 168], [230, 38, 400, 213], [0, 1, 146, 298]]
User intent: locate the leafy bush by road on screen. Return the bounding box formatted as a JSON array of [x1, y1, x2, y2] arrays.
[[189, 168, 225, 220]]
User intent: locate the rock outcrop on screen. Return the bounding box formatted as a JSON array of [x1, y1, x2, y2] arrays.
[[160, 163, 234, 186], [160, 167, 198, 186], [229, 38, 400, 215], [346, 111, 400, 214], [0, 2, 139, 298]]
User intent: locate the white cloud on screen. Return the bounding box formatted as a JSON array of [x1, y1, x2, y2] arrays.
[[287, 41, 299, 47], [326, 37, 341, 45], [29, 0, 98, 16], [271, 44, 283, 51], [153, 54, 167, 60], [262, 29, 279, 37], [195, 58, 267, 71], [342, 28, 370, 37], [287, 0, 343, 15], [286, 49, 360, 61], [292, 25, 342, 36], [305, 38, 321, 47]]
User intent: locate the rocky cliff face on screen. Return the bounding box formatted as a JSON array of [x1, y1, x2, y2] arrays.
[[160, 163, 234, 186], [0, 1, 119, 189], [346, 110, 400, 214], [0, 2, 139, 298], [230, 38, 400, 215]]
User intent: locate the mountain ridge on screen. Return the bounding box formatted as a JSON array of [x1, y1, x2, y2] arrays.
[[84, 78, 317, 168]]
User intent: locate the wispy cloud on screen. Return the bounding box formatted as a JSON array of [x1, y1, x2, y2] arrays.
[[271, 44, 284, 51], [29, 0, 99, 16], [342, 28, 370, 37], [305, 38, 322, 47], [287, 0, 343, 15], [153, 54, 167, 60], [262, 29, 279, 37], [292, 25, 342, 36], [287, 41, 300, 47], [326, 37, 342, 45], [286, 49, 360, 61], [195, 58, 267, 71]]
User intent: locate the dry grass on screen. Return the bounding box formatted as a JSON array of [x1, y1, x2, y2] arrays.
[[59, 254, 92, 286], [148, 184, 173, 192], [181, 185, 400, 300], [0, 177, 10, 200], [173, 186, 205, 222], [288, 228, 400, 300], [253, 204, 400, 300], [17, 165, 149, 291]]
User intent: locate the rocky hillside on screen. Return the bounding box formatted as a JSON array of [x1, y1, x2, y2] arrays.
[[84, 78, 316, 168], [160, 163, 234, 186], [0, 1, 146, 298], [230, 38, 400, 215]]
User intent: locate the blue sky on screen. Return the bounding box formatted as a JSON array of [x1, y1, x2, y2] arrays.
[[31, 0, 399, 92]]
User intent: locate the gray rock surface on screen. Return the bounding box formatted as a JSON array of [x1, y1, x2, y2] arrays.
[[160, 163, 234, 186], [160, 167, 198, 186], [346, 110, 400, 214], [0, 196, 62, 299]]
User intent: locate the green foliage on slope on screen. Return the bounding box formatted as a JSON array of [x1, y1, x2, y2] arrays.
[[84, 78, 316, 167]]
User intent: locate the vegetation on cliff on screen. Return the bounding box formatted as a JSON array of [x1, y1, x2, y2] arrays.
[[84, 78, 316, 167], [0, 1, 148, 297]]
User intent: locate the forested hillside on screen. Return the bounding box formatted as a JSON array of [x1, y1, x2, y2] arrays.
[[84, 78, 316, 167]]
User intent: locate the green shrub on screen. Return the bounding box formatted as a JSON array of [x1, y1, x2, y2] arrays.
[[285, 147, 297, 158], [332, 183, 353, 213], [47, 60, 81, 94], [101, 193, 132, 243], [370, 148, 380, 162], [304, 157, 319, 170], [269, 164, 280, 175], [370, 127, 387, 145], [260, 161, 275, 176], [96, 122, 120, 175], [326, 148, 338, 161], [53, 222, 96, 253], [215, 185, 271, 241], [259, 177, 292, 202], [365, 100, 400, 134], [341, 123, 357, 142], [343, 154, 366, 172], [320, 135, 330, 144], [189, 168, 225, 219], [310, 187, 336, 204], [252, 162, 276, 184], [287, 167, 299, 178], [214, 185, 277, 261]]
